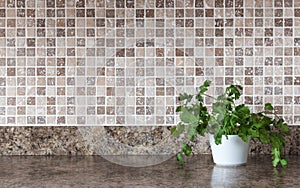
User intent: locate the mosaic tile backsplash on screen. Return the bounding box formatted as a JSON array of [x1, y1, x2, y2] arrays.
[[0, 0, 300, 126]]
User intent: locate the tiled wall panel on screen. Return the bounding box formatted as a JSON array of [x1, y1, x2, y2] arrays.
[[0, 0, 299, 126]]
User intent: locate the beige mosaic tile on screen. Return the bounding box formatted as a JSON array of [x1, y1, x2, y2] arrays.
[[0, 0, 298, 126]]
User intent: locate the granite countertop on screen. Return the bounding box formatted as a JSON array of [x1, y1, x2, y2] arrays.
[[0, 155, 299, 188], [1, 126, 299, 156]]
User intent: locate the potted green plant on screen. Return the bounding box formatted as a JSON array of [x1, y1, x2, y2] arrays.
[[171, 80, 290, 167]]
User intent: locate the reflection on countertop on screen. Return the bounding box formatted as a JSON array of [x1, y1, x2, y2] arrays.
[[0, 155, 299, 188]]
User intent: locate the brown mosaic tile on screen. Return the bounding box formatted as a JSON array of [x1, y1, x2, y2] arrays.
[[176, 9, 184, 17], [264, 28, 273, 36], [264, 38, 273, 46], [76, 9, 85, 17], [56, 0, 65, 7], [96, 106, 105, 115], [27, 97, 36, 105], [295, 9, 300, 17], [284, 28, 293, 36], [185, 19, 194, 27], [235, 57, 243, 65], [86, 9, 95, 17], [255, 18, 263, 27], [36, 29, 46, 37], [193, 0, 203, 7], [215, 48, 224, 56], [17, 9, 25, 17], [106, 9, 115, 18], [235, 9, 244, 17], [215, 19, 223, 27], [185, 9, 194, 17], [205, 9, 214, 17], [136, 9, 144, 18], [255, 67, 263, 76], [224, 0, 232, 7], [215, 29, 223, 36], [156, 0, 164, 8], [235, 0, 243, 7], [275, 9, 283, 17], [7, 0, 15, 7], [96, 18, 105, 27], [47, 9, 55, 17], [56, 19, 65, 27], [284, 0, 292, 7], [36, 116, 45, 124], [27, 116, 36, 124], [255, 9, 263, 17], [27, 9, 35, 17], [124, 0, 133, 8], [294, 76, 300, 85], [36, 87, 46, 95], [7, 68, 16, 76], [75, 0, 85, 7], [115, 0, 124, 8], [215, 0, 224, 7], [6, 38, 15, 46], [7, 97, 16, 106], [275, 18, 284, 27], [194, 9, 203, 17], [7, 19, 16, 27], [145, 9, 154, 17], [125, 48, 134, 57], [163, 0, 173, 7], [285, 18, 293, 27], [275, 0, 283, 7]]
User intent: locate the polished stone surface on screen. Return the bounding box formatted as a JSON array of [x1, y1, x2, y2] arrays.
[[1, 126, 299, 157], [0, 155, 299, 188]]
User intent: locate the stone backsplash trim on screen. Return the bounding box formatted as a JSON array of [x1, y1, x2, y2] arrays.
[[0, 126, 298, 155]]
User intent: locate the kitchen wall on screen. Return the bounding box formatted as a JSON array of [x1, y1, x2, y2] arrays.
[[0, 0, 299, 155]]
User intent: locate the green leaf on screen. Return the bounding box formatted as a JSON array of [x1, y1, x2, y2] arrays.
[[280, 159, 288, 168], [276, 119, 290, 134], [196, 93, 203, 102], [182, 144, 192, 156], [180, 108, 198, 124], [270, 132, 285, 148], [238, 131, 249, 142], [187, 126, 197, 141], [258, 129, 270, 143], [175, 106, 182, 112], [265, 103, 274, 111], [203, 80, 211, 87], [212, 102, 226, 115], [252, 122, 263, 129], [249, 126, 259, 138], [171, 127, 176, 134], [171, 123, 184, 137], [177, 152, 185, 164], [272, 157, 280, 167], [199, 80, 211, 94], [179, 93, 193, 103], [214, 128, 223, 145], [226, 85, 242, 100], [272, 147, 281, 167], [234, 104, 250, 119], [271, 146, 287, 168], [196, 123, 207, 135]]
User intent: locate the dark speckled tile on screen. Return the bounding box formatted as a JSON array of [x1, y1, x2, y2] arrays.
[[0, 155, 299, 188]]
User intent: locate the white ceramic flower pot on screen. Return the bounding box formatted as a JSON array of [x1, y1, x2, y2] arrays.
[[209, 134, 250, 166]]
